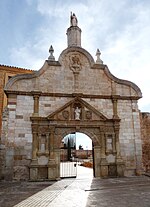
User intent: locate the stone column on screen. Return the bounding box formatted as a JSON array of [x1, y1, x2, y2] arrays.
[[48, 127, 56, 180], [32, 91, 41, 117], [112, 96, 119, 119], [45, 133, 49, 155], [112, 134, 116, 154], [38, 133, 41, 153], [49, 127, 55, 159]]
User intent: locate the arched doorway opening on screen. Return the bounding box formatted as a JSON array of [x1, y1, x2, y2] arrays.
[[60, 132, 93, 178]]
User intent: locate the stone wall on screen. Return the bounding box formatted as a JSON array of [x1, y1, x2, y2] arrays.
[[140, 112, 150, 172], [118, 100, 142, 176], [0, 95, 33, 180]]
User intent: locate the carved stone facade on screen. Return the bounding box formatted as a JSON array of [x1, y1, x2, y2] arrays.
[[0, 15, 143, 180]]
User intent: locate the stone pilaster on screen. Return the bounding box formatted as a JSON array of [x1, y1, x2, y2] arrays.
[[100, 130, 108, 177], [30, 123, 38, 180], [114, 122, 124, 176], [94, 146, 101, 177], [74, 73, 79, 93], [48, 127, 56, 180], [32, 91, 41, 117]]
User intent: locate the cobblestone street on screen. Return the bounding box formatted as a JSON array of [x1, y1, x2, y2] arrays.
[[0, 167, 150, 207]]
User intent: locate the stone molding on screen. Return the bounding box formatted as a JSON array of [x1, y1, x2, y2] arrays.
[[5, 90, 141, 100]]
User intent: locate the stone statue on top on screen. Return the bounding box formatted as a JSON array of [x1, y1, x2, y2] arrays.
[[70, 12, 78, 26]]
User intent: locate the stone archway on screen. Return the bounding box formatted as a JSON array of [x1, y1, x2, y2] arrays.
[[55, 127, 100, 179], [29, 97, 124, 181], [29, 120, 124, 180]]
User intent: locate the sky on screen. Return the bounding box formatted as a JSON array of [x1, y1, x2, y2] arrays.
[[63, 133, 92, 150], [0, 0, 150, 113]]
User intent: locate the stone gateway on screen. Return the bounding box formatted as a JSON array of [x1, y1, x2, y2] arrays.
[[1, 14, 143, 181]]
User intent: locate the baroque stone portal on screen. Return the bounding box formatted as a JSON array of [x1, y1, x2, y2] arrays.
[[1, 13, 142, 181]]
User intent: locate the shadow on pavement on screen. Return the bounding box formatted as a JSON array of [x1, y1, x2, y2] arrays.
[[0, 180, 55, 207]]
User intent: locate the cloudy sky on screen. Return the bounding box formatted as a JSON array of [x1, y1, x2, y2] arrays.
[[0, 0, 150, 113]]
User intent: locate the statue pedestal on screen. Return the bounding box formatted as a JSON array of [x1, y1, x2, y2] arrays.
[[116, 157, 125, 177], [30, 159, 38, 181], [48, 159, 57, 180], [100, 158, 108, 178]]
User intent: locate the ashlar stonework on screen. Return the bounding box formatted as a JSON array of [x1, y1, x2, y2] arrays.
[[0, 14, 143, 181]]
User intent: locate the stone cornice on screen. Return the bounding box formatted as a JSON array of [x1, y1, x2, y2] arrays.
[[4, 61, 61, 90], [30, 118, 120, 126], [5, 90, 141, 100], [104, 65, 142, 98]]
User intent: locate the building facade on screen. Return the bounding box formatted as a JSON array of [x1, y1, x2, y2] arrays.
[[0, 15, 144, 181]]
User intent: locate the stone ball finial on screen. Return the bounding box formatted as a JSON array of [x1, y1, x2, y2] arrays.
[[48, 45, 55, 61], [96, 49, 103, 64]]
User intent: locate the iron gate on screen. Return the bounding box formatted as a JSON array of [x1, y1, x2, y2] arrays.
[[60, 133, 77, 178]]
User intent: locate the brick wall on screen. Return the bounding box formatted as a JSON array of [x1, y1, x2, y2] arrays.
[[141, 112, 150, 172]]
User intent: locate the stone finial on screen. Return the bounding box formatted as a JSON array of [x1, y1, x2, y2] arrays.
[[96, 49, 103, 64], [48, 45, 55, 61]]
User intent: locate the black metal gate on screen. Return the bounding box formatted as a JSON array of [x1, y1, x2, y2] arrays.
[[60, 133, 77, 178]]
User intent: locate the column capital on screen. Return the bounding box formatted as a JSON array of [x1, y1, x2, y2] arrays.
[[31, 91, 42, 97]]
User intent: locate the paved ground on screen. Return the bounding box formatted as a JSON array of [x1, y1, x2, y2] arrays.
[[0, 181, 55, 207], [0, 166, 150, 207], [86, 176, 150, 207]]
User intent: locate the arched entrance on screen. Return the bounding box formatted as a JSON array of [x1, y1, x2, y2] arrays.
[[30, 97, 124, 181], [60, 132, 93, 178]]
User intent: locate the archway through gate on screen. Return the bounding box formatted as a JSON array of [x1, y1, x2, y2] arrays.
[[30, 97, 124, 181], [60, 132, 93, 178]]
